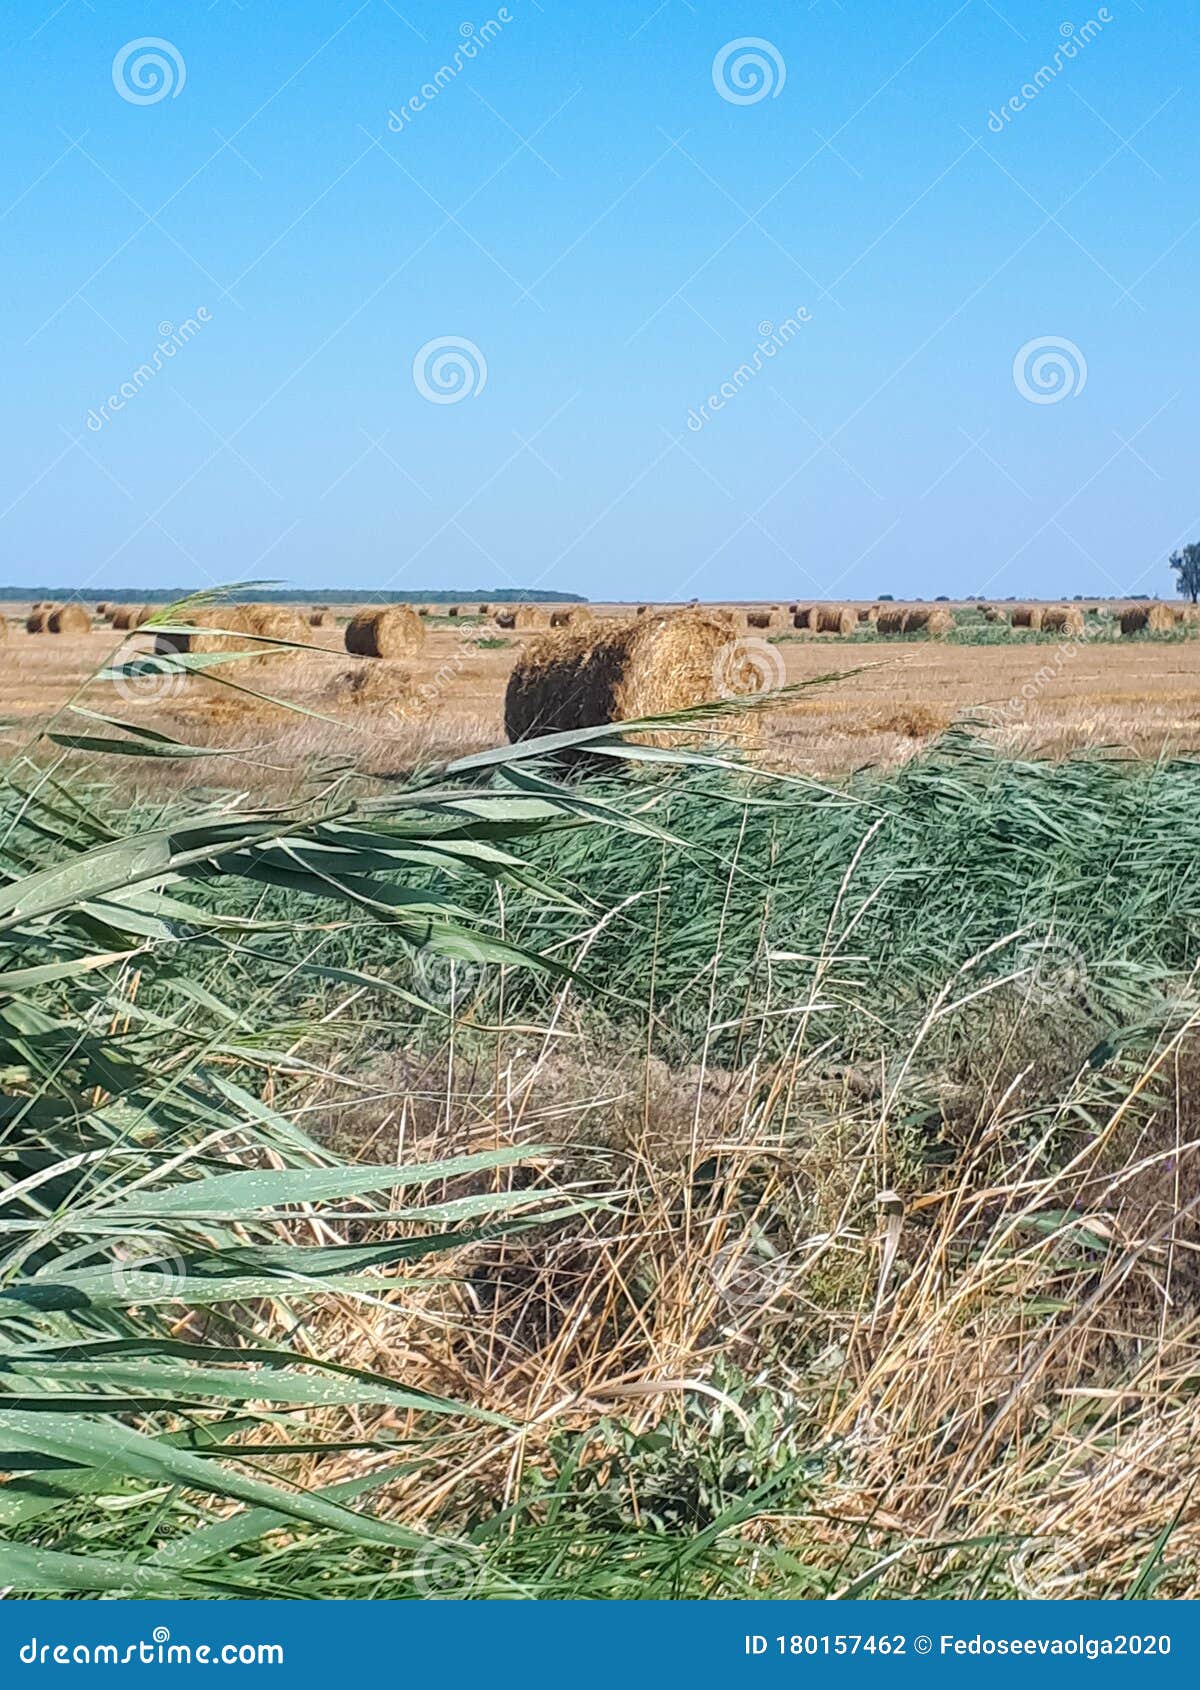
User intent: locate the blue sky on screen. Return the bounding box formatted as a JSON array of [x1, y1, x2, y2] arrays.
[[1, 0, 1196, 601]]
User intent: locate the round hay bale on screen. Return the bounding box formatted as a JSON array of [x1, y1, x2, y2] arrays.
[[549, 605, 594, 630], [815, 604, 856, 635], [1041, 605, 1084, 635], [744, 608, 780, 630], [112, 604, 154, 631], [791, 607, 815, 630], [876, 607, 907, 635], [476, 604, 490, 616], [308, 607, 333, 627], [446, 605, 462, 618], [96, 601, 110, 616], [505, 609, 747, 749], [1010, 606, 1044, 630], [47, 603, 91, 635], [344, 605, 426, 659], [155, 604, 256, 657], [495, 606, 549, 632], [417, 605, 431, 617], [903, 606, 954, 636], [246, 605, 307, 660], [1121, 603, 1174, 636], [25, 608, 51, 633], [636, 604, 652, 617]]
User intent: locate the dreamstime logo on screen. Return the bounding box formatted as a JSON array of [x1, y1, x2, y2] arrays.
[[85, 311, 212, 433], [712, 637, 786, 700], [987, 12, 1113, 132], [711, 1236, 786, 1316], [1013, 336, 1088, 404], [413, 337, 488, 404], [413, 940, 488, 1008], [686, 307, 812, 432], [412, 1539, 485, 1598], [112, 38, 187, 105], [387, 11, 513, 132], [1014, 934, 1090, 1008], [712, 38, 786, 105], [1009, 1538, 1088, 1598], [111, 651, 187, 708], [109, 1236, 187, 1303]]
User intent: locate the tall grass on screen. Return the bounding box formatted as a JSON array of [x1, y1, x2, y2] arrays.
[[4, 650, 1200, 1597]]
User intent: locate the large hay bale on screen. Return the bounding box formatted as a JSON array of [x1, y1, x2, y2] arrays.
[[1121, 603, 1174, 635], [745, 608, 780, 630], [876, 607, 907, 635], [47, 603, 91, 635], [791, 607, 814, 630], [155, 604, 256, 657], [96, 601, 110, 616], [344, 604, 426, 658], [1174, 604, 1200, 626], [549, 605, 594, 629], [25, 608, 51, 633], [1041, 605, 1085, 636], [495, 606, 549, 632], [248, 605, 308, 658], [342, 660, 412, 708], [505, 609, 743, 748], [309, 607, 333, 627], [815, 604, 856, 635], [446, 605, 462, 618], [111, 604, 154, 631], [476, 603, 490, 616], [903, 606, 954, 637], [1010, 606, 1044, 630]]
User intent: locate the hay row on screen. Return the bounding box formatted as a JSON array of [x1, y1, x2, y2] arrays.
[[156, 603, 309, 662], [26, 603, 90, 635]]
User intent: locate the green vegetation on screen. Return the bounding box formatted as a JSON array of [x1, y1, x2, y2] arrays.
[[2, 668, 1197, 1597]]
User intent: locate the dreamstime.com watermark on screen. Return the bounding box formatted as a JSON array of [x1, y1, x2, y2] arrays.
[[986, 12, 1113, 132], [112, 39, 187, 105], [712, 38, 786, 105], [85, 311, 212, 432], [687, 308, 812, 432], [387, 12, 513, 132], [1012, 335, 1087, 404], [412, 336, 488, 404], [712, 636, 786, 699], [18, 1628, 282, 1667], [989, 618, 1093, 721]]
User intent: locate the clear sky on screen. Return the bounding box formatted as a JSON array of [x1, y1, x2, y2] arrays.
[[1, 0, 1196, 602]]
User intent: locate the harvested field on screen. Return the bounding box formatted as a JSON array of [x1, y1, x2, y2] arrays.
[[2, 599, 1200, 782]]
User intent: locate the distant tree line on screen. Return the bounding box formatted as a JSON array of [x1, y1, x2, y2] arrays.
[[0, 586, 585, 605]]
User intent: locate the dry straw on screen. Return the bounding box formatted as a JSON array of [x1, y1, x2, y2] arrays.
[[1120, 603, 1174, 635], [25, 608, 51, 633], [744, 608, 781, 630], [792, 607, 815, 630], [47, 603, 92, 635], [1041, 605, 1085, 635], [111, 605, 154, 631], [495, 606, 549, 631], [308, 608, 334, 627], [816, 604, 857, 635], [903, 606, 954, 636], [505, 608, 742, 748], [549, 605, 593, 629], [344, 604, 426, 659], [158, 603, 307, 663], [1010, 605, 1045, 630]]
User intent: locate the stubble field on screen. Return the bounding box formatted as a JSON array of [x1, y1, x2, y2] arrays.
[[4, 599, 1200, 780]]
